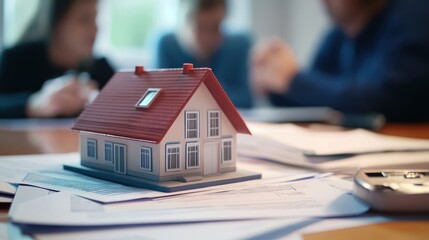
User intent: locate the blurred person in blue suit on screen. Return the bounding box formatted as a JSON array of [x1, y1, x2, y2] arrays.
[[156, 0, 253, 108], [252, 0, 429, 122]]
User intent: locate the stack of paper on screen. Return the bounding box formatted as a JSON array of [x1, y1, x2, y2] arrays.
[[0, 152, 372, 239], [7, 175, 370, 239], [0, 152, 319, 204], [9, 176, 369, 226], [0, 153, 200, 203], [238, 123, 429, 172], [3, 216, 393, 240], [0, 153, 80, 203]]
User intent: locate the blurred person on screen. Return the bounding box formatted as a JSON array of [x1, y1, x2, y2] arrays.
[[157, 0, 253, 108], [0, 0, 114, 118], [252, 0, 429, 122]]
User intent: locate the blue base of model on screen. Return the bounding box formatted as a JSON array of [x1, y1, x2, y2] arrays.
[[63, 164, 262, 192]]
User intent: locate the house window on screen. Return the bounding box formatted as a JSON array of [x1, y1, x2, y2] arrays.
[[140, 147, 152, 171], [208, 111, 220, 138], [136, 88, 161, 108], [186, 142, 200, 169], [185, 111, 199, 139], [222, 139, 232, 162], [113, 144, 127, 174], [166, 143, 180, 171], [105, 142, 113, 162], [87, 139, 97, 159]]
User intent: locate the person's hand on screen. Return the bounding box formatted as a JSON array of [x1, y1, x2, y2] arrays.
[[26, 74, 98, 118], [251, 38, 299, 95]]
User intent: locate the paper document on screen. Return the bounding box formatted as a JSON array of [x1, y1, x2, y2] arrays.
[[0, 182, 16, 195], [238, 123, 429, 172], [240, 123, 429, 156], [0, 153, 78, 197], [0, 216, 396, 240], [32, 218, 313, 240], [0, 195, 13, 203], [241, 148, 429, 173], [14, 153, 317, 203], [0, 223, 32, 240], [21, 168, 203, 203], [10, 178, 369, 226], [9, 186, 57, 216], [0, 153, 79, 184], [0, 153, 202, 203], [21, 165, 318, 203]]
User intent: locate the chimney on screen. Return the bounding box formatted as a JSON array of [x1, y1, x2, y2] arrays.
[[182, 63, 194, 74], [135, 65, 145, 76]]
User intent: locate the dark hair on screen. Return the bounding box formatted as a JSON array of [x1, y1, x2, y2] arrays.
[[49, 0, 76, 33], [185, 0, 227, 17], [194, 0, 226, 11], [19, 0, 83, 43]]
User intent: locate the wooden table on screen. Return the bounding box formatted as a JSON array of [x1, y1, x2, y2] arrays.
[[0, 128, 79, 155], [1, 122, 428, 156], [378, 123, 429, 139], [0, 122, 428, 237]]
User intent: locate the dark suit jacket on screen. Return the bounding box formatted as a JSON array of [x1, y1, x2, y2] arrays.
[[270, 0, 429, 122], [0, 40, 114, 118]]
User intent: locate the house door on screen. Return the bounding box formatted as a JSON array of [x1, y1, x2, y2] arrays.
[[204, 142, 219, 175], [114, 144, 127, 174]]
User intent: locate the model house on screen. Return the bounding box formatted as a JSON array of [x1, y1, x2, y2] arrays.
[[71, 64, 254, 186]]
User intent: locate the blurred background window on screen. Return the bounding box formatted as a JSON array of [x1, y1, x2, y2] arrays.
[[0, 0, 330, 69], [1, 0, 40, 48], [95, 0, 251, 69], [95, 0, 181, 69]]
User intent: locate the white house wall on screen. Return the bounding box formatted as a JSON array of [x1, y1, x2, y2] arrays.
[[79, 132, 161, 181], [159, 83, 238, 179]]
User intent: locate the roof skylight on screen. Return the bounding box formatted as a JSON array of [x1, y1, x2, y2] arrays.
[[136, 88, 161, 109]]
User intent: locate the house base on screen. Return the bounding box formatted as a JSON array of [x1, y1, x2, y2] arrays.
[[63, 164, 262, 192]]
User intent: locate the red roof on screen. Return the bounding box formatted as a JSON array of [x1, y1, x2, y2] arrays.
[[72, 65, 251, 143]]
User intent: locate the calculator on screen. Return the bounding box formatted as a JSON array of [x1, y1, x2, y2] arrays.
[[353, 169, 429, 212]]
